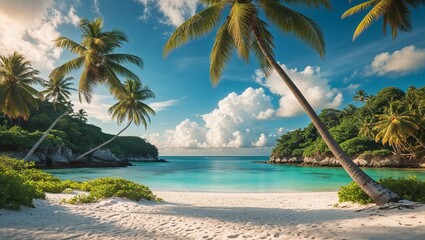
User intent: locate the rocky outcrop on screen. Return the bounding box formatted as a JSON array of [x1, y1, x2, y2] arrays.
[[122, 154, 168, 162], [1, 146, 131, 168], [268, 154, 425, 168]]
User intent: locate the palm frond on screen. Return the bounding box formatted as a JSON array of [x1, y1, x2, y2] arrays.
[[227, 2, 256, 61], [210, 21, 235, 85], [106, 53, 144, 69], [54, 37, 86, 55], [341, 0, 380, 18], [164, 2, 226, 57], [260, 0, 325, 57], [351, 0, 394, 40]]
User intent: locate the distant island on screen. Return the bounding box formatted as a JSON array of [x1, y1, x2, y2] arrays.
[[269, 86, 425, 168], [0, 101, 161, 168]]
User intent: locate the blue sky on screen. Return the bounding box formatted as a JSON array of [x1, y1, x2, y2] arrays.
[[0, 0, 424, 156]]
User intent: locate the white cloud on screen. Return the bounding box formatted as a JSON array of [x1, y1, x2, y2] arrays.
[[136, 0, 198, 27], [366, 45, 425, 76], [145, 87, 275, 149], [345, 45, 425, 80], [149, 99, 180, 112], [71, 94, 114, 123], [67, 6, 81, 26], [92, 0, 101, 16], [0, 1, 82, 72], [254, 64, 343, 117]]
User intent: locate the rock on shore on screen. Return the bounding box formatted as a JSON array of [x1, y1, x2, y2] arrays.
[[268, 154, 425, 168]]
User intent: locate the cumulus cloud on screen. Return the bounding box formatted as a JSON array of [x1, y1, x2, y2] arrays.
[[145, 88, 275, 149], [136, 0, 198, 27], [345, 46, 425, 80], [366, 45, 425, 76], [0, 1, 82, 71], [254, 64, 343, 117]]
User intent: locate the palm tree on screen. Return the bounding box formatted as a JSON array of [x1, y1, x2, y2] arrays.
[[0, 52, 43, 123], [164, 0, 399, 204], [41, 76, 76, 109], [24, 76, 76, 161], [50, 18, 143, 103], [72, 109, 89, 123], [75, 79, 155, 160], [342, 0, 425, 40], [353, 90, 370, 104], [374, 101, 423, 154]]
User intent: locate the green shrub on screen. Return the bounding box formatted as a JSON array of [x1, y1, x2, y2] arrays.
[[340, 137, 381, 156], [359, 149, 392, 158], [61, 194, 96, 204], [80, 177, 160, 202], [338, 176, 425, 204], [0, 170, 45, 210]]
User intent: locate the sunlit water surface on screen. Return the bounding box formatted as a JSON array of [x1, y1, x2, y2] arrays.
[[46, 156, 425, 192]]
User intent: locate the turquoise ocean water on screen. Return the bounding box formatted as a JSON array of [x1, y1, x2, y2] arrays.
[[46, 156, 425, 192]]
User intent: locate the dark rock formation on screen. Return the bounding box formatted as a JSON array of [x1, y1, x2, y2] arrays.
[[2, 146, 132, 168]]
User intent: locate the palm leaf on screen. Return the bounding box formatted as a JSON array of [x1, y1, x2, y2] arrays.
[[227, 2, 256, 61], [164, 2, 226, 57], [210, 21, 235, 85], [260, 0, 325, 57]]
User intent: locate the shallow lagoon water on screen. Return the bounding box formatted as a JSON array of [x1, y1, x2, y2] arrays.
[[46, 156, 425, 192]]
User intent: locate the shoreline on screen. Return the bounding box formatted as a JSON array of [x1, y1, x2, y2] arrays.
[[1, 191, 424, 240]]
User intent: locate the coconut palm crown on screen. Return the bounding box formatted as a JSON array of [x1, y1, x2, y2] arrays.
[[41, 76, 76, 109], [50, 18, 143, 103], [0, 52, 43, 120], [342, 0, 425, 40], [164, 0, 330, 84], [109, 79, 156, 128]]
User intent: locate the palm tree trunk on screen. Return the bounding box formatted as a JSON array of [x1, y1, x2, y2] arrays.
[[24, 105, 71, 161], [75, 120, 132, 161], [253, 28, 399, 205], [412, 135, 425, 149]]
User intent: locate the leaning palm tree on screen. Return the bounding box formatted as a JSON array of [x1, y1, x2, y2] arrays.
[[342, 0, 425, 40], [24, 76, 76, 161], [164, 0, 399, 204], [0, 52, 43, 123], [374, 101, 423, 154], [75, 79, 155, 160], [50, 18, 143, 103], [72, 109, 88, 123]]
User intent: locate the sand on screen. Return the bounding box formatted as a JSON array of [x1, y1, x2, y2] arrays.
[[0, 191, 424, 240]]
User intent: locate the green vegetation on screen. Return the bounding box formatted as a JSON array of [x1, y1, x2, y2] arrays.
[[272, 86, 425, 159], [63, 177, 162, 204], [76, 79, 156, 160], [338, 176, 425, 204], [0, 156, 161, 210], [0, 101, 158, 158]]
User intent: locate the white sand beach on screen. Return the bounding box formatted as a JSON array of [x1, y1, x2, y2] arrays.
[[0, 191, 424, 240]]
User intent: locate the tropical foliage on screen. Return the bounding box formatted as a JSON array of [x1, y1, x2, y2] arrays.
[[0, 52, 43, 121], [0, 156, 161, 210], [76, 79, 155, 160], [0, 101, 159, 158], [342, 0, 425, 40], [72, 109, 88, 122], [338, 176, 425, 204], [272, 86, 425, 159], [50, 18, 144, 103], [41, 76, 76, 109]]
